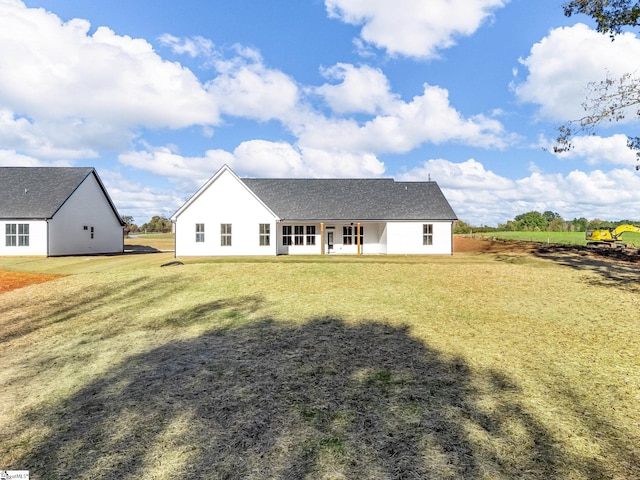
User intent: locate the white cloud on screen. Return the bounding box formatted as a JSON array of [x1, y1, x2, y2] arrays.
[[315, 63, 398, 114], [0, 2, 512, 170], [325, 0, 508, 59], [158, 34, 215, 58], [0, 1, 222, 160], [399, 158, 640, 225], [0, 109, 131, 159], [118, 139, 385, 182], [118, 144, 234, 187], [98, 169, 184, 222], [299, 83, 511, 153], [0, 2, 219, 128], [514, 23, 640, 121], [0, 149, 72, 166], [232, 140, 305, 177], [552, 134, 638, 166], [208, 47, 300, 122]]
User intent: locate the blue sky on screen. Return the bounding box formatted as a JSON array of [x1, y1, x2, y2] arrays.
[[2, 0, 640, 226]]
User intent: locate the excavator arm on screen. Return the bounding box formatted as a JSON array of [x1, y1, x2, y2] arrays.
[[586, 224, 640, 247], [611, 224, 640, 240]]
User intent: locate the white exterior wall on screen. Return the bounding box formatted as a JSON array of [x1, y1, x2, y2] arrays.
[[48, 174, 123, 256], [0, 220, 48, 256], [175, 169, 277, 256], [385, 221, 453, 255], [319, 222, 386, 255]]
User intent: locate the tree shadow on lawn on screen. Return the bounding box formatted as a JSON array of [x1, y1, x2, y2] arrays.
[[533, 246, 639, 290], [17, 316, 612, 479]]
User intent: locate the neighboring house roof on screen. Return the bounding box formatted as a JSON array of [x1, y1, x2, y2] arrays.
[[241, 177, 458, 221], [0, 167, 124, 224]]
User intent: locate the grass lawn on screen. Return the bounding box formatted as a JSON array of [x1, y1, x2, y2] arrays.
[[0, 246, 639, 479], [125, 232, 175, 252]]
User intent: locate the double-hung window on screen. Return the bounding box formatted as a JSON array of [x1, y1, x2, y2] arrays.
[[294, 226, 304, 245], [306, 226, 316, 245], [221, 224, 232, 246], [282, 225, 292, 246], [423, 224, 433, 245], [195, 223, 205, 243], [259, 224, 270, 246], [342, 225, 363, 246], [5, 223, 29, 247], [343, 226, 353, 245]]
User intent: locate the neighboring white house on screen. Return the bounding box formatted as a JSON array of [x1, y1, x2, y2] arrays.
[[172, 165, 457, 256], [0, 167, 124, 256]]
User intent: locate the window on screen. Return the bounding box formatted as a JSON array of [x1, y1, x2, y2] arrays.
[[282, 225, 292, 246], [259, 224, 270, 246], [221, 223, 232, 246], [342, 225, 363, 246], [306, 225, 316, 245], [90, 226, 94, 240], [343, 226, 353, 245], [5, 223, 28, 247], [423, 224, 433, 245], [294, 225, 304, 245], [5, 224, 16, 246], [195, 223, 205, 243]]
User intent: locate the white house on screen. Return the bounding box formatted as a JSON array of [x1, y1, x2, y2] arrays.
[[0, 167, 124, 256], [172, 165, 457, 256]]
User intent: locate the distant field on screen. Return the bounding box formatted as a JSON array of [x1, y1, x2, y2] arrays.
[[126, 232, 174, 251], [473, 230, 640, 246], [1, 246, 639, 478]]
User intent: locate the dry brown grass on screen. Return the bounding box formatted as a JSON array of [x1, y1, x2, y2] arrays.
[[0, 270, 61, 294], [0, 246, 639, 479]]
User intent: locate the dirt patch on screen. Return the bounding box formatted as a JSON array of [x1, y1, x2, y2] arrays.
[[454, 236, 538, 254], [0, 271, 62, 295], [454, 236, 640, 264]]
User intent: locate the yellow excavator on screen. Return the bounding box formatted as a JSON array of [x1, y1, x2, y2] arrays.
[[585, 224, 640, 248]]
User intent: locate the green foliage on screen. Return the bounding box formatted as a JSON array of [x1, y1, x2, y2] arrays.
[[514, 211, 549, 231], [454, 220, 497, 233], [121, 215, 138, 235], [140, 216, 172, 233], [563, 0, 640, 36], [570, 217, 588, 232], [453, 220, 472, 234], [463, 212, 640, 233]]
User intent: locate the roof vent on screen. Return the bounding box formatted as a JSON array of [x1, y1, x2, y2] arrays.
[[24, 188, 28, 194]]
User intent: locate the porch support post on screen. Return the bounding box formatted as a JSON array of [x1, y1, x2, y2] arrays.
[[357, 222, 361, 256], [320, 222, 325, 255]]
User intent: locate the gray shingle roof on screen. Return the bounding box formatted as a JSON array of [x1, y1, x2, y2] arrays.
[[0, 167, 122, 222], [241, 178, 457, 221]]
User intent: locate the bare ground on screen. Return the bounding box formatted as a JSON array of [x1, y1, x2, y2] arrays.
[[0, 271, 61, 295], [454, 235, 640, 263]]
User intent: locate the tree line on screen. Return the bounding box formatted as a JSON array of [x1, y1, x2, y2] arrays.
[[121, 215, 173, 235], [454, 211, 640, 234]]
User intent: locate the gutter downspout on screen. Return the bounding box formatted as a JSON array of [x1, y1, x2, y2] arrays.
[[174, 222, 177, 258], [451, 220, 454, 255]]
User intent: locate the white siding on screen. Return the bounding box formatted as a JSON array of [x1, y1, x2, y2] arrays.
[[0, 220, 48, 256], [386, 221, 453, 255], [48, 174, 123, 256], [174, 168, 277, 256]]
